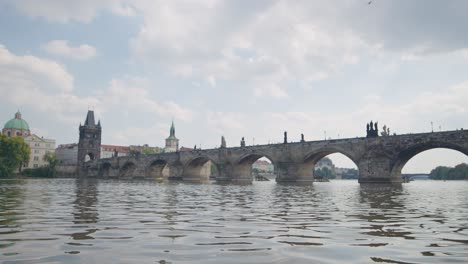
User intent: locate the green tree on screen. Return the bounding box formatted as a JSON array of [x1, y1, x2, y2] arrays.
[[0, 134, 30, 177], [43, 152, 58, 177], [429, 166, 451, 180], [343, 168, 359, 179], [323, 167, 336, 179], [141, 148, 156, 155], [315, 167, 337, 179], [129, 149, 140, 157], [211, 163, 218, 175], [252, 168, 260, 175], [22, 152, 58, 178], [429, 164, 468, 180], [314, 168, 324, 178]]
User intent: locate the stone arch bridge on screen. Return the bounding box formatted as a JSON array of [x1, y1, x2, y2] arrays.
[[81, 130, 468, 183]]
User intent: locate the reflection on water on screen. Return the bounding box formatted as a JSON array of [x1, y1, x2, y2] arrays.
[[71, 179, 98, 241], [0, 179, 25, 225], [73, 179, 99, 224], [0, 179, 467, 263]]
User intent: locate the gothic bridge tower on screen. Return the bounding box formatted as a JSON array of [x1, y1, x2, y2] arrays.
[[77, 110, 101, 173]]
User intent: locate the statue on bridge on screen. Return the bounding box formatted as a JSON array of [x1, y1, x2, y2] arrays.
[[381, 125, 391, 136], [240, 137, 246, 147], [366, 120, 379, 138], [221, 136, 226, 148], [301, 133, 305, 143], [382, 125, 387, 136], [284, 131, 288, 144]]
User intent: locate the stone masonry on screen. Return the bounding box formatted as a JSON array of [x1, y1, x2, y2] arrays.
[[77, 111, 102, 176], [81, 129, 468, 184]]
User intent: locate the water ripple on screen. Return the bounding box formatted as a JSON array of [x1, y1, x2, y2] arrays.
[[1, 179, 468, 263]]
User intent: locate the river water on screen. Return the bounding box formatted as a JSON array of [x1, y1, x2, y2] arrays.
[[1, 178, 467, 264]]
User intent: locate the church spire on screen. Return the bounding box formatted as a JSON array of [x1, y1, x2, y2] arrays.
[[170, 120, 175, 137]]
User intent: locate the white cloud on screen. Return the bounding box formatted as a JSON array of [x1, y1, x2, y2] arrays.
[[111, 124, 166, 146], [206, 111, 245, 134], [42, 40, 97, 60], [253, 81, 288, 99], [169, 64, 193, 78], [0, 45, 193, 137], [2, 0, 136, 23], [206, 75, 216, 87], [128, 1, 371, 99], [0, 44, 73, 92], [99, 77, 194, 122], [400, 53, 422, 62], [123, 0, 468, 102], [0, 45, 97, 126], [462, 49, 468, 59]]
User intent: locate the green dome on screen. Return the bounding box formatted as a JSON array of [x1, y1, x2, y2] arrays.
[[3, 112, 30, 130]]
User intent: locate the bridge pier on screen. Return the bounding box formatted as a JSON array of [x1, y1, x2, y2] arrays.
[[213, 162, 232, 182], [166, 164, 184, 181], [358, 157, 402, 184], [79, 161, 100, 177], [230, 163, 255, 184], [275, 162, 314, 183], [182, 164, 211, 182]]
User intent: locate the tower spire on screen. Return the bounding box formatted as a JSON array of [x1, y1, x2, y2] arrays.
[[165, 119, 179, 152], [84, 110, 95, 126], [170, 119, 175, 137]]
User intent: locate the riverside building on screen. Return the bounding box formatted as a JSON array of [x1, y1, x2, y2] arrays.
[[2, 111, 56, 169]]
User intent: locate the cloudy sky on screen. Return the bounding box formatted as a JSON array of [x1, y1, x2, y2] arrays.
[[1, 0, 468, 172]]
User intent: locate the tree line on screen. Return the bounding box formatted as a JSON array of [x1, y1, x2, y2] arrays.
[[0, 134, 30, 177], [0, 134, 57, 177], [429, 163, 468, 180], [314, 167, 336, 179]]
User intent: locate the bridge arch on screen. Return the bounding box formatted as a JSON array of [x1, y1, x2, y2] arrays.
[[147, 159, 171, 179], [233, 153, 276, 182], [84, 153, 95, 162], [119, 161, 136, 178], [390, 142, 468, 180], [183, 156, 218, 181], [236, 153, 276, 165], [303, 148, 360, 180]]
